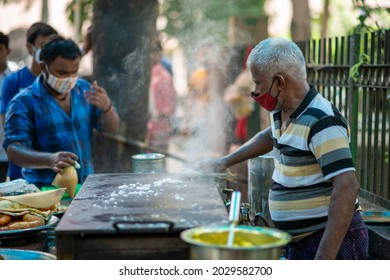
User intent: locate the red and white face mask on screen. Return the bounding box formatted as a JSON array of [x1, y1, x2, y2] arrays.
[[45, 65, 78, 95], [250, 78, 280, 112]]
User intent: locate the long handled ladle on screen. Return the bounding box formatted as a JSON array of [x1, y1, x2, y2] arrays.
[[227, 191, 241, 247]]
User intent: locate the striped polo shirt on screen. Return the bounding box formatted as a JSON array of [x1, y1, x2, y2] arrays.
[[268, 86, 357, 239]]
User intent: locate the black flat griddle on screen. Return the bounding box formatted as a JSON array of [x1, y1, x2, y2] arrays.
[[55, 173, 229, 259]]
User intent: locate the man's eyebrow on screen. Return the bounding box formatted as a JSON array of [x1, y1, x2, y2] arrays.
[[58, 69, 78, 74]]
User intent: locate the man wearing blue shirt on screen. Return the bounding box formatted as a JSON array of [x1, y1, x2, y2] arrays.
[[0, 31, 13, 181], [3, 36, 120, 188], [1, 22, 58, 180]]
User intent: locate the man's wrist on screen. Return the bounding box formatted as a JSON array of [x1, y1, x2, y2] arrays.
[[102, 100, 112, 113], [102, 101, 114, 116]]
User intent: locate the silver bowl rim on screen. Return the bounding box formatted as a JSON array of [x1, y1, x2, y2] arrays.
[[132, 153, 165, 160], [0, 248, 57, 260], [180, 225, 291, 250]]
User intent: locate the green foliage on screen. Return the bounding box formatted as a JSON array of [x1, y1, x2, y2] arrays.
[[0, 0, 24, 4], [160, 0, 265, 43], [349, 52, 369, 82], [0, 0, 33, 8], [350, 0, 390, 34], [1, 0, 266, 47], [65, 0, 93, 35], [348, 1, 389, 81], [0, 0, 93, 34]]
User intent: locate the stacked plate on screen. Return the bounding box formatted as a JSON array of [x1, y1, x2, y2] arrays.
[[0, 248, 56, 260]]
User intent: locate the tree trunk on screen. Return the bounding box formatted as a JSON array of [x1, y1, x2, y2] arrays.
[[41, 0, 49, 22], [290, 0, 311, 41], [321, 0, 330, 39], [92, 0, 158, 173]]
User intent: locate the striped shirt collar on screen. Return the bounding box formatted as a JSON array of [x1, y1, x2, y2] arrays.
[[31, 74, 51, 100], [289, 85, 318, 119]]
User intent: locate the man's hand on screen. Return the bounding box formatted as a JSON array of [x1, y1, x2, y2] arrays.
[[50, 151, 78, 173], [195, 157, 229, 173], [84, 81, 111, 112]]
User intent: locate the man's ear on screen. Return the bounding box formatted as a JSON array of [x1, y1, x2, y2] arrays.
[[6, 48, 11, 56], [39, 61, 46, 73], [26, 42, 34, 55], [275, 75, 286, 90]]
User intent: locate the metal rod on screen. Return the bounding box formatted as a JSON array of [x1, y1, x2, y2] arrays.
[[101, 133, 187, 163]]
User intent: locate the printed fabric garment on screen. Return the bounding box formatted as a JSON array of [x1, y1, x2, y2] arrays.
[[283, 211, 368, 260], [1, 66, 36, 179], [268, 86, 358, 239], [148, 63, 176, 149], [235, 116, 247, 142], [3, 75, 101, 187]]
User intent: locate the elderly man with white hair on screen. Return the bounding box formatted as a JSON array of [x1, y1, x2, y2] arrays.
[[198, 37, 368, 260]]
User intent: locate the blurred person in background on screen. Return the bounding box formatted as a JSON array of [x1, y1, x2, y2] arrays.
[[224, 68, 255, 150], [0, 32, 12, 89], [182, 44, 230, 160], [222, 67, 255, 200], [182, 45, 210, 139], [161, 55, 173, 77], [1, 22, 58, 181], [146, 41, 177, 152], [3, 36, 120, 189], [80, 25, 93, 57], [0, 31, 13, 181]]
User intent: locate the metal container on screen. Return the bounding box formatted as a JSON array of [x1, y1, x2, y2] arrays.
[[248, 153, 274, 226], [180, 225, 290, 260], [0, 249, 56, 260], [131, 153, 166, 173]]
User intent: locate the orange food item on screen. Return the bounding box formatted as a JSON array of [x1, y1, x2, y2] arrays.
[[0, 214, 11, 226], [6, 214, 45, 230], [52, 166, 78, 198]]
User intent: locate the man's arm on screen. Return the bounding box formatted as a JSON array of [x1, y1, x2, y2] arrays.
[[224, 126, 273, 166], [199, 126, 274, 172], [84, 81, 120, 134], [315, 171, 360, 259], [100, 106, 120, 134], [7, 142, 78, 173]]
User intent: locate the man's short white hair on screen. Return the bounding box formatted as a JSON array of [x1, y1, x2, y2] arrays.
[[247, 37, 307, 81]]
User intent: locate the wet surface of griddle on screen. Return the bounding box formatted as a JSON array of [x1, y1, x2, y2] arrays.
[[56, 173, 229, 235]]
